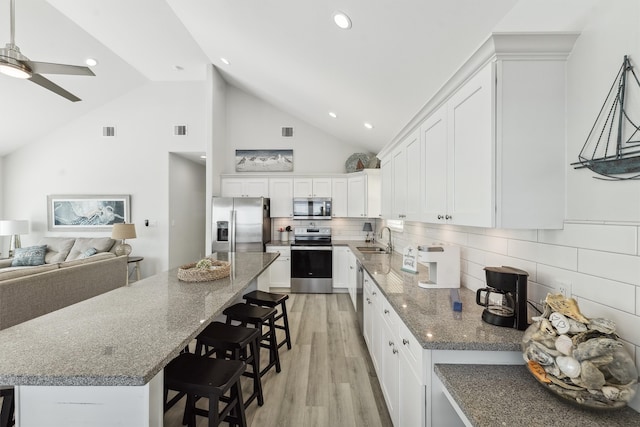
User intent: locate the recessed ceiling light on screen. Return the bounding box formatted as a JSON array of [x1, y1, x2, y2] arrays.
[[220, 57, 230, 65], [329, 112, 337, 118], [333, 11, 352, 30], [85, 58, 98, 67], [364, 122, 374, 129]]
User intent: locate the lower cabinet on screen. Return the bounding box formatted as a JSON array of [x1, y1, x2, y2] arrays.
[[347, 249, 357, 309], [265, 246, 291, 289], [332, 246, 350, 290]]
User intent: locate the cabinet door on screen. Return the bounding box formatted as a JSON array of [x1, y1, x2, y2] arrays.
[[221, 178, 246, 198], [312, 178, 332, 197], [421, 107, 448, 223], [398, 353, 423, 427], [363, 278, 373, 347], [347, 175, 365, 217], [380, 156, 393, 219], [269, 178, 293, 218], [380, 315, 399, 426], [392, 147, 407, 220], [331, 178, 348, 217], [245, 178, 269, 197], [332, 246, 349, 289], [266, 246, 291, 288], [365, 169, 381, 218], [293, 178, 313, 197], [347, 250, 357, 309], [370, 286, 382, 375], [405, 131, 422, 221], [447, 64, 494, 227]]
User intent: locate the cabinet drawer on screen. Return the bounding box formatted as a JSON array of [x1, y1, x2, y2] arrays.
[[381, 297, 399, 332], [266, 246, 291, 257], [397, 320, 423, 376]]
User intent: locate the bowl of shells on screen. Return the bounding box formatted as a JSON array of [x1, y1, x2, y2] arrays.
[[522, 293, 638, 410], [177, 258, 231, 282]]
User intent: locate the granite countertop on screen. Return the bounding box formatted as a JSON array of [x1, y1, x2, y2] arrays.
[[435, 364, 640, 426], [347, 243, 523, 351], [0, 252, 278, 387]]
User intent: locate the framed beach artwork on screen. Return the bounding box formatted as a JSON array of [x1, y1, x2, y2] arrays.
[[235, 149, 293, 172], [47, 195, 130, 231]]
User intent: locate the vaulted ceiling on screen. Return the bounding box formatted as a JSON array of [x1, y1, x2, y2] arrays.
[[0, 0, 597, 157]]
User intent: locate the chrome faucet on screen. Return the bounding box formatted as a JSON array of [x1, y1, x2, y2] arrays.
[[380, 226, 393, 254]]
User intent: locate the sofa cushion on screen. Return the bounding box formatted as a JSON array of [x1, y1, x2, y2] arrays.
[[59, 252, 115, 268], [66, 238, 115, 261], [38, 237, 76, 264], [0, 258, 12, 269], [81, 247, 98, 258], [0, 263, 59, 281], [11, 245, 47, 267]]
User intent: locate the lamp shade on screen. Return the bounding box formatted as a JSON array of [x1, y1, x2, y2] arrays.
[[0, 220, 29, 236], [111, 223, 136, 240], [362, 222, 373, 232]]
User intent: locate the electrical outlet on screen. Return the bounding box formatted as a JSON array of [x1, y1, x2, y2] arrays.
[[556, 281, 571, 298]]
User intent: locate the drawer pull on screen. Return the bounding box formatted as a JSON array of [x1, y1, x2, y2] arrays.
[[384, 309, 389, 314], [388, 340, 394, 347], [402, 338, 409, 346], [392, 348, 398, 355]]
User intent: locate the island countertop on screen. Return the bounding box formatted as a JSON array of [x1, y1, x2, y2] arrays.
[[0, 252, 278, 387], [340, 242, 524, 352]]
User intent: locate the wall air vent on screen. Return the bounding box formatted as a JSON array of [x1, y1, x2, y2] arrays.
[[174, 125, 187, 136], [102, 126, 116, 137], [282, 127, 294, 137]]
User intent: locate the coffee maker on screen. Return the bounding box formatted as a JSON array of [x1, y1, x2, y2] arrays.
[[476, 266, 529, 330]]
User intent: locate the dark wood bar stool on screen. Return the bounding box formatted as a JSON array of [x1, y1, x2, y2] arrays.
[[164, 353, 247, 427], [243, 290, 292, 350], [223, 303, 281, 377], [0, 388, 14, 427], [195, 322, 264, 408]]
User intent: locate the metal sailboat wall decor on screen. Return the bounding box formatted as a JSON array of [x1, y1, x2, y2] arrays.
[[572, 55, 640, 180]]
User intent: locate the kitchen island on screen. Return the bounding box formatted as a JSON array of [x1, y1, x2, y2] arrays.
[[0, 251, 278, 427]]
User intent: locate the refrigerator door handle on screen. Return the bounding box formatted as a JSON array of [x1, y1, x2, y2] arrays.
[[229, 210, 236, 252]]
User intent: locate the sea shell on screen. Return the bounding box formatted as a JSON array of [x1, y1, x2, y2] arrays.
[[571, 330, 603, 347], [601, 386, 621, 401], [573, 338, 622, 362], [526, 341, 556, 366], [568, 318, 588, 333], [545, 293, 590, 324], [555, 334, 573, 356], [580, 360, 606, 389], [549, 312, 570, 334], [539, 319, 557, 337], [588, 318, 616, 334], [556, 355, 581, 378], [604, 349, 639, 384]]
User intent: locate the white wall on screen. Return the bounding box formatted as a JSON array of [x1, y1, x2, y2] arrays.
[[224, 85, 371, 174], [168, 154, 206, 269], [1, 81, 207, 277], [382, 0, 640, 412]]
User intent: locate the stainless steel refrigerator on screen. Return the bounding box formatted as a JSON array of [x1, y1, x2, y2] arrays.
[[211, 197, 271, 253]]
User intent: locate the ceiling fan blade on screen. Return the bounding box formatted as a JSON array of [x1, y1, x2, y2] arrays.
[[28, 73, 82, 102], [27, 61, 95, 76]]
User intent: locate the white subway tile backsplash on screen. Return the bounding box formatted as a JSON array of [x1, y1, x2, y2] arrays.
[[507, 240, 577, 270], [485, 227, 538, 242], [578, 249, 640, 285], [467, 234, 509, 255], [539, 222, 637, 255]]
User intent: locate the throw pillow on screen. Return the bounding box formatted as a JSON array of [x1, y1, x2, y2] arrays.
[[11, 245, 47, 267], [80, 247, 98, 259]]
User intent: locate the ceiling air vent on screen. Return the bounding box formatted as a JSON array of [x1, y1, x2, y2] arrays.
[[102, 126, 116, 137], [282, 127, 294, 137], [174, 125, 187, 136]]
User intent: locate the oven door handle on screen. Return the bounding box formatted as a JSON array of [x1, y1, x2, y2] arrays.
[[291, 246, 333, 251]]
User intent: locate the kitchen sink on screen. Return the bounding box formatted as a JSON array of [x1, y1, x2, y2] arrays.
[[356, 246, 389, 254]]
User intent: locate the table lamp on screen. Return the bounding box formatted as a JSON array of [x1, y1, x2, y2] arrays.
[[0, 219, 29, 257], [111, 223, 137, 256], [363, 222, 373, 243]]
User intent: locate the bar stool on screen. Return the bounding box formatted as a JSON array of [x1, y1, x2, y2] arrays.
[[243, 290, 292, 350], [164, 353, 247, 427], [195, 322, 264, 408], [0, 387, 14, 427], [223, 303, 281, 377]]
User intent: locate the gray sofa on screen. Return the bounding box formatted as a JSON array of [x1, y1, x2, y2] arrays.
[[0, 237, 128, 330]]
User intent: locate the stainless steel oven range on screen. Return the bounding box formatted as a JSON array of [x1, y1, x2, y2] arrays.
[[290, 227, 332, 293]]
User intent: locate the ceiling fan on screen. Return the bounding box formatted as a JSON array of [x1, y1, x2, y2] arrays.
[[0, 0, 95, 102]]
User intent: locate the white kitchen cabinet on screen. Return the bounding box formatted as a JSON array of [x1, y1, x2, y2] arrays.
[[347, 169, 381, 218], [380, 156, 393, 220], [388, 129, 421, 221], [391, 146, 407, 220], [269, 178, 294, 218], [221, 177, 268, 198], [332, 246, 350, 290], [331, 178, 348, 217], [378, 33, 576, 229], [265, 246, 290, 289], [347, 249, 357, 309], [293, 178, 332, 198], [380, 312, 399, 426]]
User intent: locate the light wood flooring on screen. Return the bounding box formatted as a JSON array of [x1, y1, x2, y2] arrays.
[[164, 293, 392, 427]]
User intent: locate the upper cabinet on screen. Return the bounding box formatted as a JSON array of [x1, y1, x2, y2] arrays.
[[378, 33, 579, 229], [221, 177, 269, 198], [269, 178, 294, 218], [293, 178, 332, 198], [331, 177, 348, 217], [348, 169, 381, 218]]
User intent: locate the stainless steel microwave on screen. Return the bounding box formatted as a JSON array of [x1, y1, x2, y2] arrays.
[[292, 198, 332, 219]]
